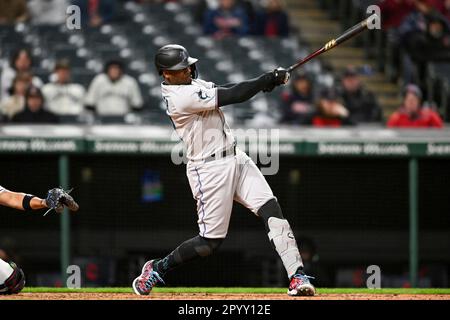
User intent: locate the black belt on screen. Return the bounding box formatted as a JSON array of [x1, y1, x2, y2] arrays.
[[205, 145, 236, 163]]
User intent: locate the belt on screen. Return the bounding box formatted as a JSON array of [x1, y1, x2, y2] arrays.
[[204, 145, 236, 163]]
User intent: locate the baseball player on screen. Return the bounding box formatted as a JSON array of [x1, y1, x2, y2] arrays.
[[0, 185, 79, 295], [132, 44, 315, 296]]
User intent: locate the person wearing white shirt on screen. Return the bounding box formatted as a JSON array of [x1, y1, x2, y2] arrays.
[[85, 60, 143, 117], [42, 59, 86, 116], [0, 72, 31, 120], [0, 49, 43, 101], [27, 0, 69, 25]]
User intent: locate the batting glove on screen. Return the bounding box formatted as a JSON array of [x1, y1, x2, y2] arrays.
[[263, 67, 290, 92]]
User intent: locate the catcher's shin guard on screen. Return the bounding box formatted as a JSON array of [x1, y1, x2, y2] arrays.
[[0, 262, 25, 295], [267, 217, 303, 279]]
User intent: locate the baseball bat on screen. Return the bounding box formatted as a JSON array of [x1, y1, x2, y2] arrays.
[[287, 14, 378, 73]]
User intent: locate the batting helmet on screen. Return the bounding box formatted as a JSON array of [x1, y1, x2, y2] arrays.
[[154, 44, 198, 78]]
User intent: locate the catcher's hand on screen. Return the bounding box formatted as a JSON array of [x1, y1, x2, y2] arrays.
[[44, 187, 79, 215]]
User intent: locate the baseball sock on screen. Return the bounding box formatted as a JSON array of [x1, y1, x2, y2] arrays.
[[0, 258, 14, 284], [258, 199, 304, 279], [153, 235, 223, 276]]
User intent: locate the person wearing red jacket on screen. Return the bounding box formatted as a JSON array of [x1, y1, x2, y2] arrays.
[[387, 84, 444, 128]]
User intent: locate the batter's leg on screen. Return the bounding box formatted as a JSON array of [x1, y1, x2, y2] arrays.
[[233, 150, 315, 295], [153, 235, 224, 276], [132, 236, 224, 295], [257, 199, 304, 278], [258, 199, 315, 296]]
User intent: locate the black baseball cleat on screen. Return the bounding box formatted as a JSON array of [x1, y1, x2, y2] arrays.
[[288, 273, 316, 296], [132, 259, 164, 296]]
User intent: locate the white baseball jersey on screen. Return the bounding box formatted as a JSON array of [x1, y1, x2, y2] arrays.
[[0, 185, 4, 193], [0, 64, 43, 100], [162, 78, 275, 238], [42, 82, 86, 115], [162, 79, 235, 162], [85, 74, 143, 116]]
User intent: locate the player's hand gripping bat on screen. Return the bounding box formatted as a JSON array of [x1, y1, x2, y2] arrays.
[[287, 14, 379, 73]]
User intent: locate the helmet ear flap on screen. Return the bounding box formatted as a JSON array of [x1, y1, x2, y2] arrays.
[[190, 64, 198, 79]]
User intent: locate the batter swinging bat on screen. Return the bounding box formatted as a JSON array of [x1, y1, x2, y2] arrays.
[[287, 14, 379, 72]]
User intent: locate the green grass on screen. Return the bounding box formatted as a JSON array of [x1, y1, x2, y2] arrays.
[[22, 287, 450, 294]]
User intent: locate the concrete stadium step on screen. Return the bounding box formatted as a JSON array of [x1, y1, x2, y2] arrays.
[[327, 57, 376, 71], [290, 9, 328, 20], [379, 96, 402, 114], [296, 20, 341, 34], [285, 0, 318, 9], [360, 73, 387, 83], [365, 82, 400, 96]]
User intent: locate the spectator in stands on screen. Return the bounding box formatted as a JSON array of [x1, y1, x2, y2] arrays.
[[0, 48, 43, 101], [253, 0, 289, 37], [441, 0, 450, 21], [27, 0, 69, 25], [239, 0, 257, 33], [280, 71, 315, 125], [203, 0, 249, 38], [85, 60, 143, 118], [11, 86, 58, 123], [0, 72, 32, 121], [0, 0, 28, 25], [425, 13, 450, 54], [42, 59, 86, 117], [339, 66, 383, 123], [305, 87, 353, 127], [398, 0, 450, 83], [401, 0, 450, 55], [426, 0, 450, 18], [72, 0, 117, 27], [387, 84, 443, 128]]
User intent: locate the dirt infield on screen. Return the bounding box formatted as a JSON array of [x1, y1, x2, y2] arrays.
[[1, 293, 449, 300]]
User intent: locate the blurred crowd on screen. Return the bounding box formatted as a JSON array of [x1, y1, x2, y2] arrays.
[[379, 0, 450, 84], [280, 66, 443, 128], [0, 48, 143, 124], [0, 0, 117, 27], [0, 0, 291, 36], [0, 0, 447, 128]]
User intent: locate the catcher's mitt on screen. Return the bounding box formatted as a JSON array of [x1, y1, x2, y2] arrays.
[[44, 187, 79, 216]]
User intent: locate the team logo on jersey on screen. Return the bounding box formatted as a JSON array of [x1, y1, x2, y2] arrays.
[[197, 90, 209, 100]]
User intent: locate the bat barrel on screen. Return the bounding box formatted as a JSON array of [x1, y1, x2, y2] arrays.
[[287, 14, 377, 72], [334, 14, 375, 45]]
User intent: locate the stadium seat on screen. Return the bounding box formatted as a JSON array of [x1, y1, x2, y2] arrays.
[[71, 68, 96, 88]]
